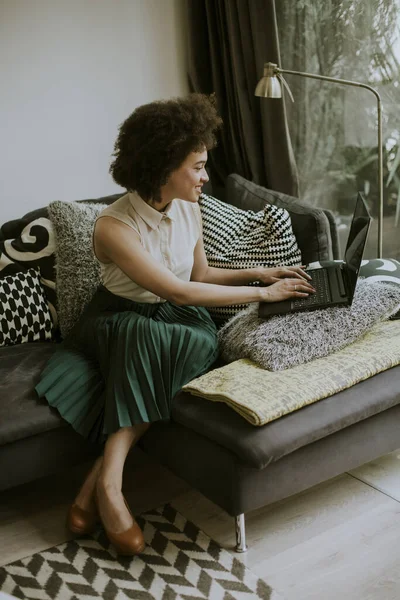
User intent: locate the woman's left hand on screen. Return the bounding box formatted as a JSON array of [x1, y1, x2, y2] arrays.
[[257, 265, 312, 286]]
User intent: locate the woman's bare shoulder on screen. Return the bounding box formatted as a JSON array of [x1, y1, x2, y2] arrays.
[[94, 216, 140, 263]]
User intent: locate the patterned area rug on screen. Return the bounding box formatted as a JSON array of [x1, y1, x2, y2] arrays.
[[0, 504, 283, 600]]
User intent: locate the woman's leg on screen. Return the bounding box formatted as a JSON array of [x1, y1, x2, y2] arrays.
[[72, 455, 103, 512], [96, 423, 150, 533]]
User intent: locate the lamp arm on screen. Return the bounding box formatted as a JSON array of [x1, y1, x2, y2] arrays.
[[276, 67, 383, 258]]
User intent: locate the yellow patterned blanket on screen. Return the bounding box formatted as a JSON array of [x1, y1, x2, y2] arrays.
[[183, 320, 400, 426]]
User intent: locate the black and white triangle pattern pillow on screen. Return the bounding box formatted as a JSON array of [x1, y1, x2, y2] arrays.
[[199, 193, 302, 324], [0, 268, 54, 347], [0, 208, 57, 326]]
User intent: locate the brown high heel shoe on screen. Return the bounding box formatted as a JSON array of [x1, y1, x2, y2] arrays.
[[99, 495, 145, 556], [67, 503, 99, 536]]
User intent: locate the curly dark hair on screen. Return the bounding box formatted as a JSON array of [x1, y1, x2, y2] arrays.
[[109, 93, 222, 203]]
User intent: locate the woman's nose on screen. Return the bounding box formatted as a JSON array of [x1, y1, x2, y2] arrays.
[[201, 169, 209, 183]]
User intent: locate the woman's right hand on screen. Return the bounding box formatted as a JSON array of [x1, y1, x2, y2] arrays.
[[261, 277, 315, 303]]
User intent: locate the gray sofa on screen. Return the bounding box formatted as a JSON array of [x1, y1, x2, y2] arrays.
[[1, 174, 399, 552]]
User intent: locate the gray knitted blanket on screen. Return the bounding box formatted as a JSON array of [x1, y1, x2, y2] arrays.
[[218, 280, 400, 371]]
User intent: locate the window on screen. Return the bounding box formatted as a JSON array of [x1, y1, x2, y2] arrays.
[[277, 1, 400, 259]]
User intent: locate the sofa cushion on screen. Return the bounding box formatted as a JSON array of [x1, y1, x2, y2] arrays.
[[48, 201, 107, 338], [0, 194, 124, 333], [360, 259, 400, 319], [218, 280, 400, 371], [360, 258, 400, 286], [225, 173, 334, 264], [198, 192, 302, 324], [0, 206, 58, 324], [0, 342, 62, 446], [172, 365, 400, 469], [0, 269, 54, 347]]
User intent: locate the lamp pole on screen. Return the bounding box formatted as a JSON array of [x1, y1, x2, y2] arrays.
[[258, 63, 383, 258]]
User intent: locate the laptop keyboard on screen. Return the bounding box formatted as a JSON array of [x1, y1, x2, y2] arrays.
[[292, 269, 331, 307]]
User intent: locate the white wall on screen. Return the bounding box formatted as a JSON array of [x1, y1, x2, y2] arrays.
[[0, 0, 189, 223]]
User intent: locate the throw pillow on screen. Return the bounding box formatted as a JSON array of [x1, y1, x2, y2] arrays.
[[199, 192, 302, 324], [0, 207, 57, 325], [0, 268, 54, 347], [225, 173, 337, 264], [48, 201, 107, 338], [360, 258, 400, 319], [218, 279, 400, 371], [359, 258, 400, 284]]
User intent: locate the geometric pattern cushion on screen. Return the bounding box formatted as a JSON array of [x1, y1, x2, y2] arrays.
[[0, 206, 57, 326], [0, 268, 54, 347], [199, 192, 302, 324]]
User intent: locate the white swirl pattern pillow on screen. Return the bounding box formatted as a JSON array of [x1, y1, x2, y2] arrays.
[[0, 208, 57, 325]]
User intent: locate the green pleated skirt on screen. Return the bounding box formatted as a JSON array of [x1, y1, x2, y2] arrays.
[[35, 286, 219, 444]]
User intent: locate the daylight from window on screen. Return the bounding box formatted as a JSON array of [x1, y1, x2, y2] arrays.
[[277, 0, 400, 259]]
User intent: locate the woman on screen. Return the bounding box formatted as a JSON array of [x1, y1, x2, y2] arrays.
[[36, 94, 314, 556]]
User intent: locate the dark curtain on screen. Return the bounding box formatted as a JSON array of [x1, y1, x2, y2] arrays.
[[186, 0, 299, 196]]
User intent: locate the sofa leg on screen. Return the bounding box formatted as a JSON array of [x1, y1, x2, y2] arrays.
[[234, 514, 248, 552]]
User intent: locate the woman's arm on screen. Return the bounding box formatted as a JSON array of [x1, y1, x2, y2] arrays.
[[95, 218, 314, 306]]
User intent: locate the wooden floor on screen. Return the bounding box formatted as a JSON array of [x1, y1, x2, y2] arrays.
[[2, 448, 400, 599]]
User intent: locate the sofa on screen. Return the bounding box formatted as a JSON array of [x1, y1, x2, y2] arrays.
[[1, 174, 399, 552]]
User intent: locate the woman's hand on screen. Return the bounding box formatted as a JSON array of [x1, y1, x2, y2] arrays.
[[257, 265, 312, 286], [260, 277, 315, 303]]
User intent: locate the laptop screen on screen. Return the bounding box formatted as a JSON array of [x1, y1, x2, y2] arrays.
[[344, 193, 371, 301]]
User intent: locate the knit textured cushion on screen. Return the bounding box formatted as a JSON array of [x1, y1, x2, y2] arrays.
[[360, 258, 400, 319], [0, 268, 54, 347], [48, 201, 107, 338], [218, 279, 400, 371], [199, 193, 302, 324]]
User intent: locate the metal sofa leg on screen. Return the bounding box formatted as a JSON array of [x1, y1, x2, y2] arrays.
[[234, 514, 248, 552]]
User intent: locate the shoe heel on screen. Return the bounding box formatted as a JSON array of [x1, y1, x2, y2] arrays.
[[67, 504, 98, 536]]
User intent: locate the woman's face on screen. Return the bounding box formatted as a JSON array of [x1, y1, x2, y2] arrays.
[[160, 149, 209, 206]]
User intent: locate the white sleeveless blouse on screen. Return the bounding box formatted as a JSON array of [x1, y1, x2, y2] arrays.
[[95, 191, 202, 303]]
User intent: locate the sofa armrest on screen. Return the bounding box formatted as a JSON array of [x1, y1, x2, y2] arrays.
[[225, 174, 339, 264]]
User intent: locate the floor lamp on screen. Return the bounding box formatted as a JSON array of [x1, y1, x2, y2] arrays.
[[255, 62, 383, 258]]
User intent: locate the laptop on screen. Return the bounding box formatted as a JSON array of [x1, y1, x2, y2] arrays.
[[258, 192, 372, 317]]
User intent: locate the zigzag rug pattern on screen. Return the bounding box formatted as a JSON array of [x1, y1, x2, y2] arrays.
[[0, 504, 280, 600]]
